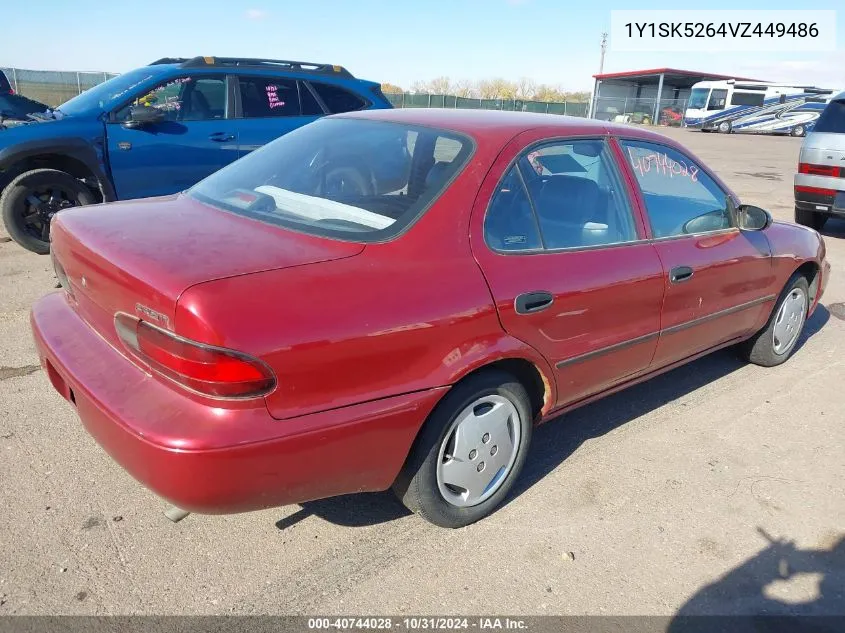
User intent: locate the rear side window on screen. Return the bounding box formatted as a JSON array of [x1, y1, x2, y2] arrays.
[[310, 82, 367, 113], [298, 81, 324, 115], [189, 118, 473, 242], [484, 166, 542, 251], [239, 77, 300, 118], [730, 92, 765, 106], [814, 99, 845, 133]]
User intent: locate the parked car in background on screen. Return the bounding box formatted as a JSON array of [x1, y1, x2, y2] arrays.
[[33, 110, 829, 528], [795, 91, 845, 230], [0, 56, 393, 253]]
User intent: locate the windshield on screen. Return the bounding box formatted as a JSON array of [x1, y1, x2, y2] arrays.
[[56, 68, 159, 116], [189, 118, 473, 242], [688, 88, 710, 110]]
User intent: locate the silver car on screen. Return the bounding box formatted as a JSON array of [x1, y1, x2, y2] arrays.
[[795, 91, 845, 230]]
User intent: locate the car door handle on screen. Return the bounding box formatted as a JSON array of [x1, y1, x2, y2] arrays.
[[515, 291, 554, 314], [208, 132, 235, 142], [670, 266, 694, 283]]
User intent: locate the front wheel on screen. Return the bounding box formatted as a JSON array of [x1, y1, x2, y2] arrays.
[[0, 168, 96, 254], [393, 370, 533, 528], [791, 125, 806, 137], [738, 274, 809, 367], [717, 121, 732, 134]]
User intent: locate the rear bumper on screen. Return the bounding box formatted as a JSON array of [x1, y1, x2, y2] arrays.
[[794, 174, 845, 216], [31, 292, 444, 513]]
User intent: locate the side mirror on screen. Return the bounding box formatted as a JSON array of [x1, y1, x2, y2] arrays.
[[737, 204, 772, 231], [123, 105, 165, 129]]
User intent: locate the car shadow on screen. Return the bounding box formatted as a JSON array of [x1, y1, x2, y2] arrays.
[[819, 216, 845, 239], [275, 306, 830, 530], [667, 528, 845, 631]]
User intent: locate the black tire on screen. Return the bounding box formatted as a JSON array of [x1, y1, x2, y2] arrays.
[[717, 121, 732, 134], [738, 274, 810, 367], [795, 207, 827, 231], [0, 168, 96, 254], [791, 125, 806, 137], [392, 370, 533, 528]]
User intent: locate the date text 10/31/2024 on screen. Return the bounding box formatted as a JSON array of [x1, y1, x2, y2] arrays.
[[307, 617, 528, 630]]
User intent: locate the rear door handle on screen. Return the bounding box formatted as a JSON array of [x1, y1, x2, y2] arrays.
[[209, 132, 235, 142], [515, 291, 554, 314], [670, 266, 694, 283]]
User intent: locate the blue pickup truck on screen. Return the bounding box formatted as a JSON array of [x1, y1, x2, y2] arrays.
[[0, 56, 393, 253]]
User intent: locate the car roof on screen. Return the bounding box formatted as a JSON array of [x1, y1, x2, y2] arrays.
[[338, 107, 676, 145]]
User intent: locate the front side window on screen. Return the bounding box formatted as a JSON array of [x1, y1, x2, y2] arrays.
[[310, 81, 367, 113], [621, 140, 733, 238], [239, 77, 300, 118], [707, 89, 728, 110], [113, 75, 226, 121], [189, 118, 472, 242]]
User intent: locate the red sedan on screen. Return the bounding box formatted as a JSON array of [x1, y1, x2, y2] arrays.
[[32, 109, 830, 528]]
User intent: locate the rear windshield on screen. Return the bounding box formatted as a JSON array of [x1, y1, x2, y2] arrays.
[[189, 117, 473, 242], [814, 99, 845, 134]]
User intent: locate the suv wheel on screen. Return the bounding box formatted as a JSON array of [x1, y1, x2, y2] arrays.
[[795, 206, 827, 231], [1, 169, 95, 254]]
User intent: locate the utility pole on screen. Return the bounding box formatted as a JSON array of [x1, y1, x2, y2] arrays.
[[598, 32, 608, 75], [589, 32, 608, 119]]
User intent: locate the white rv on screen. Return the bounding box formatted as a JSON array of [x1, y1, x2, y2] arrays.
[[684, 80, 839, 137]]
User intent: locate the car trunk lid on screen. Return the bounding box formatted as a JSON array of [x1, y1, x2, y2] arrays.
[[50, 194, 363, 346]]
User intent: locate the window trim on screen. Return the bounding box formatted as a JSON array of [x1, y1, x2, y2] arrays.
[[483, 135, 646, 256], [614, 136, 739, 241], [107, 72, 231, 122]]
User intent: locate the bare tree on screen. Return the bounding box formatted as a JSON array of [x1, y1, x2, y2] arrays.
[[477, 78, 517, 99], [515, 77, 537, 100], [380, 82, 404, 94], [451, 79, 476, 98]]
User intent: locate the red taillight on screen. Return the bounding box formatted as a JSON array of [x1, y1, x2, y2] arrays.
[[795, 184, 837, 196], [798, 163, 841, 177], [114, 313, 275, 398]]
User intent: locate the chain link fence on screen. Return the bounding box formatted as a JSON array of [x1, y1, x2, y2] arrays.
[[591, 97, 689, 127], [2, 67, 594, 118], [385, 92, 589, 116], [2, 67, 118, 107]]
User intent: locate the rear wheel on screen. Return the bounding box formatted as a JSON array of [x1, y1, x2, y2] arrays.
[[1, 168, 95, 254], [738, 274, 809, 367], [393, 370, 533, 528], [795, 206, 827, 231]]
